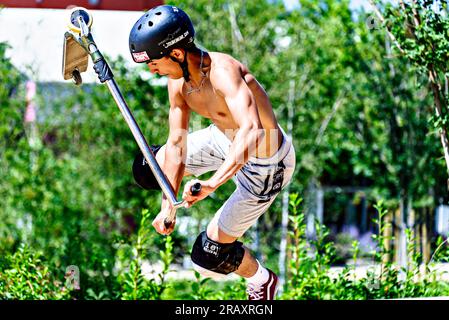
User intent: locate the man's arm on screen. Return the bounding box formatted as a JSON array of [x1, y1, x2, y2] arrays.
[[153, 81, 189, 235], [160, 79, 190, 210], [208, 65, 265, 189]]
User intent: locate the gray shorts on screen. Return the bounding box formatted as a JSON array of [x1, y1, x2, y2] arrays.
[[185, 124, 296, 237]]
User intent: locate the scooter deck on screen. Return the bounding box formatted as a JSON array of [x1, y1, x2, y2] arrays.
[[62, 32, 88, 81]]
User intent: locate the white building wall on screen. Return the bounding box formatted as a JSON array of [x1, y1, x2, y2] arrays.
[[0, 8, 142, 83]]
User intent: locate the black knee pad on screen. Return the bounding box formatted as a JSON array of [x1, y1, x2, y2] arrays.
[[190, 231, 244, 275]]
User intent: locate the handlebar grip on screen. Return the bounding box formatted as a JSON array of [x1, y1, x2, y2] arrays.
[[163, 183, 202, 229], [164, 208, 176, 230], [191, 182, 202, 196]]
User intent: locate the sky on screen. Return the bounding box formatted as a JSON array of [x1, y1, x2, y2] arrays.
[[0, 0, 371, 83]]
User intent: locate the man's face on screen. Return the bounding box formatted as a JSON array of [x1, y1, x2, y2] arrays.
[[147, 53, 183, 79]]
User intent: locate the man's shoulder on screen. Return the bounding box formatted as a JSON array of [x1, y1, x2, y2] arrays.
[[167, 77, 185, 94], [209, 52, 243, 70], [209, 52, 249, 86]]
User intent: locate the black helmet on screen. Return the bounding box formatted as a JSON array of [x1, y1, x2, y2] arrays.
[[129, 5, 195, 63]]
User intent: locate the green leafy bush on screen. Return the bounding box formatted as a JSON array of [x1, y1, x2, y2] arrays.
[[116, 209, 174, 300], [0, 245, 69, 299]]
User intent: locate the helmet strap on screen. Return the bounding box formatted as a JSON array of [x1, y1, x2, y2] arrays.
[[180, 51, 190, 82], [170, 50, 190, 82]]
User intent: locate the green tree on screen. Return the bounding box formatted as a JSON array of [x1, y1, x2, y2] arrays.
[[370, 0, 449, 188]]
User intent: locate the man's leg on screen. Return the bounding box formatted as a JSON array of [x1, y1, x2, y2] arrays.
[[187, 127, 295, 300], [156, 124, 226, 179], [156, 144, 266, 282], [204, 217, 279, 300], [155, 144, 193, 177]]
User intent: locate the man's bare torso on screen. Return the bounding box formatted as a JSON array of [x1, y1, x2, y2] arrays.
[[172, 52, 282, 159]]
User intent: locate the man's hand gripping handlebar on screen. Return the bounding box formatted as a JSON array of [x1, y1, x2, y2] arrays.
[[163, 182, 202, 230]]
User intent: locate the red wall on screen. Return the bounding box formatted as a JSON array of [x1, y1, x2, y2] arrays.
[[0, 0, 164, 11]]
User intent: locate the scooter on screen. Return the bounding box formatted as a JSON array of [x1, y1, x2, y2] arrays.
[[62, 7, 200, 229]]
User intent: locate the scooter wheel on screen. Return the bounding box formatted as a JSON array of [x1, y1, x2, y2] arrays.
[[72, 69, 83, 86], [68, 7, 93, 34]]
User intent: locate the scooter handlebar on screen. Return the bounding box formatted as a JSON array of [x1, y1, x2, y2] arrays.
[[163, 183, 202, 230]]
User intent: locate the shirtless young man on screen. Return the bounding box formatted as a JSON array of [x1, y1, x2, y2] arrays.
[[129, 5, 295, 300]]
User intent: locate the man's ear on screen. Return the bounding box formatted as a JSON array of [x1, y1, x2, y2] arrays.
[[169, 49, 186, 63]]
